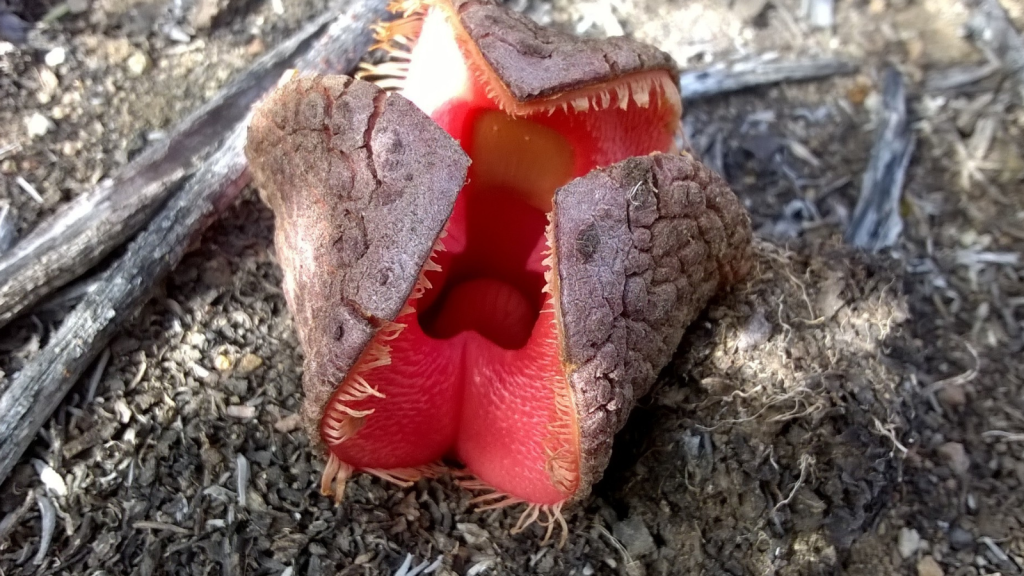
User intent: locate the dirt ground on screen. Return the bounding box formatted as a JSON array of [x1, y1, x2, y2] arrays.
[[0, 0, 1023, 574]]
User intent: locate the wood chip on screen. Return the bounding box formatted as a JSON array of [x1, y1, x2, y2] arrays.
[[226, 405, 257, 420], [274, 413, 302, 433]]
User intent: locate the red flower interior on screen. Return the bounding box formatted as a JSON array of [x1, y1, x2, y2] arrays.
[[321, 1, 682, 509]]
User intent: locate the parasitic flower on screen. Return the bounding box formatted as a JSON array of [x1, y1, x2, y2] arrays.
[[245, 0, 753, 544]]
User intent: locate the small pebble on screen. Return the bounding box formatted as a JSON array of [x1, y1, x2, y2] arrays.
[[937, 442, 970, 476], [737, 310, 772, 351], [457, 522, 491, 546], [61, 141, 82, 160], [936, 386, 966, 408], [236, 353, 264, 375], [25, 112, 54, 138], [126, 51, 149, 76], [948, 526, 974, 550], [274, 413, 302, 433], [613, 516, 656, 557], [44, 47, 66, 67], [214, 354, 233, 372], [113, 398, 132, 424], [191, 363, 211, 380], [899, 527, 922, 559], [186, 331, 206, 348], [246, 37, 265, 56], [917, 556, 943, 576]]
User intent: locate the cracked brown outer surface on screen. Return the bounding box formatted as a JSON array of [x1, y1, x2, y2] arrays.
[[552, 153, 753, 501], [451, 0, 677, 102], [244, 75, 470, 444]]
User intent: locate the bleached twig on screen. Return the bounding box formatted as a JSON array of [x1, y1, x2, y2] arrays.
[[680, 54, 857, 100], [845, 67, 915, 251]]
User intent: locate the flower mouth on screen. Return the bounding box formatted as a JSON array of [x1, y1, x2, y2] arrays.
[[321, 0, 682, 511], [397, 1, 684, 351], [416, 112, 570, 350]]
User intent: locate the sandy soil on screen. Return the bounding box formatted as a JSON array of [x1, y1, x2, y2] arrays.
[[0, 0, 1022, 574]]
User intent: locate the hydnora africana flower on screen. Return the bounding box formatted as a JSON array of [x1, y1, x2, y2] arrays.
[[244, 0, 753, 545]]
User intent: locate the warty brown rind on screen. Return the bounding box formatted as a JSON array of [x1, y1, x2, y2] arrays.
[[244, 75, 470, 445], [552, 152, 753, 501], [450, 0, 677, 102]]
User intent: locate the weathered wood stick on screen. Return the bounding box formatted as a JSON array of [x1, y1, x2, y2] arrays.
[[924, 59, 1001, 93], [0, 0, 390, 488], [680, 55, 858, 100], [845, 67, 915, 251], [0, 6, 349, 330]]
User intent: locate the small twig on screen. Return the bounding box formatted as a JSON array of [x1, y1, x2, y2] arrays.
[[873, 416, 909, 456], [955, 250, 1020, 267], [32, 493, 56, 565], [981, 430, 1024, 442], [0, 488, 35, 545], [397, 555, 441, 576], [680, 55, 857, 100], [13, 176, 43, 204], [0, 0, 390, 489], [236, 454, 249, 508], [421, 556, 444, 574], [0, 142, 21, 161], [595, 525, 634, 568], [845, 67, 915, 251], [922, 342, 979, 394], [84, 347, 110, 404], [394, 555, 415, 576], [924, 58, 1002, 92], [133, 520, 191, 535], [980, 536, 1013, 565], [772, 453, 813, 514], [0, 202, 16, 255]]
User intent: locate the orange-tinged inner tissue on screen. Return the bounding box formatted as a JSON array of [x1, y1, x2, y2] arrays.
[[322, 2, 681, 507]]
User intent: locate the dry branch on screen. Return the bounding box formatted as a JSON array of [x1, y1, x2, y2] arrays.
[[680, 55, 857, 100], [0, 0, 390, 488], [0, 6, 351, 330]]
